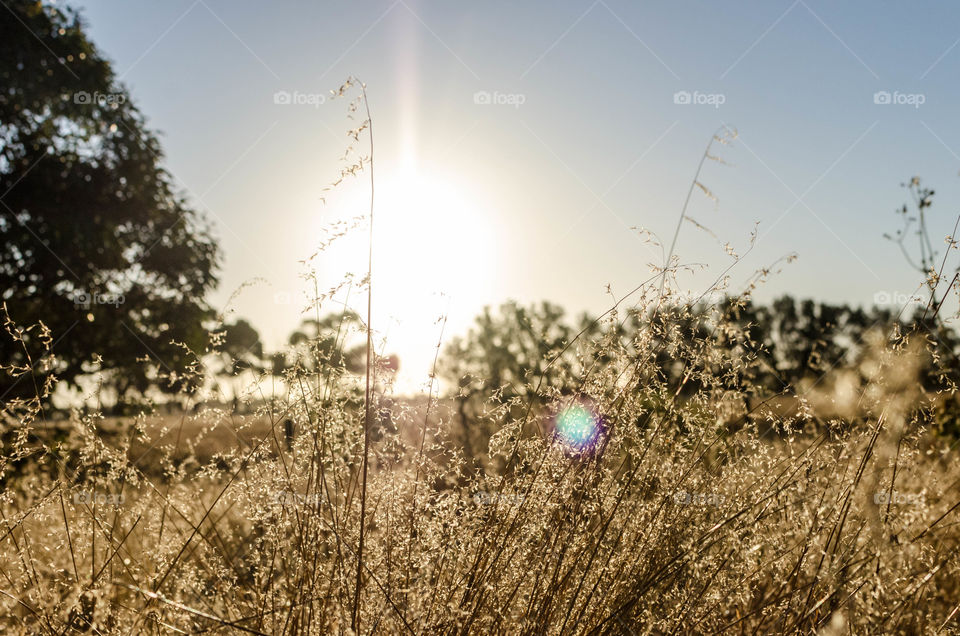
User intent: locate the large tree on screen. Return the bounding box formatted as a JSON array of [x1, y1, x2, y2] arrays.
[[0, 1, 219, 404]]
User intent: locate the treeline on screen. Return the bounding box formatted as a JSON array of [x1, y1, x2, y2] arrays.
[[443, 296, 913, 400], [440, 296, 960, 452], [7, 289, 958, 428]]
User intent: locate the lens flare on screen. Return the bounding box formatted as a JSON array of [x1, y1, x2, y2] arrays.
[[554, 403, 602, 451]]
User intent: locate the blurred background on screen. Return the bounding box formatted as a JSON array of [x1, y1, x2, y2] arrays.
[[7, 0, 960, 399]]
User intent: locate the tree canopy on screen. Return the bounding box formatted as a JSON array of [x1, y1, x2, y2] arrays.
[[0, 1, 219, 403]]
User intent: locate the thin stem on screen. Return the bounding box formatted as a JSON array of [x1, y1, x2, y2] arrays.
[[353, 80, 374, 634], [657, 127, 727, 306]]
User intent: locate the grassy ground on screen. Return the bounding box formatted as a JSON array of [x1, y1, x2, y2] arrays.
[[2, 308, 960, 633]]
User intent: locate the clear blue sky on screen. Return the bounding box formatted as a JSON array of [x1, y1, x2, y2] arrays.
[[71, 0, 960, 388]]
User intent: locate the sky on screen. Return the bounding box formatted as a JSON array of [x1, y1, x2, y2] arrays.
[[68, 0, 960, 391]]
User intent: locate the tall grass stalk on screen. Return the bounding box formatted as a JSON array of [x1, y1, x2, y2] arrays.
[[657, 126, 736, 305], [353, 79, 375, 633]]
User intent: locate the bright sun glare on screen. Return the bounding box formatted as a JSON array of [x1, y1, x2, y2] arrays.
[[316, 168, 496, 392]]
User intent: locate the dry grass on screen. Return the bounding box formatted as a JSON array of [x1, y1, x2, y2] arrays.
[[2, 83, 959, 634], [1, 295, 960, 635]]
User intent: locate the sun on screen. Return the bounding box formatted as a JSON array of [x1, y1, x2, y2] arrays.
[[372, 170, 491, 298], [315, 167, 496, 392]]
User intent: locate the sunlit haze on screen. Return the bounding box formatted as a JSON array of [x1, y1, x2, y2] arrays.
[[316, 165, 496, 391], [70, 0, 960, 389]]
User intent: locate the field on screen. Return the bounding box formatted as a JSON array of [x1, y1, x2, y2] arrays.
[[4, 6, 960, 633], [3, 299, 960, 635]]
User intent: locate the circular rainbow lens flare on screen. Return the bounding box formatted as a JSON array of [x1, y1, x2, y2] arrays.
[[554, 403, 602, 451]]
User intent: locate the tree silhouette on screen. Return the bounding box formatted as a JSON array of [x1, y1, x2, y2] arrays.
[[0, 1, 219, 405]]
